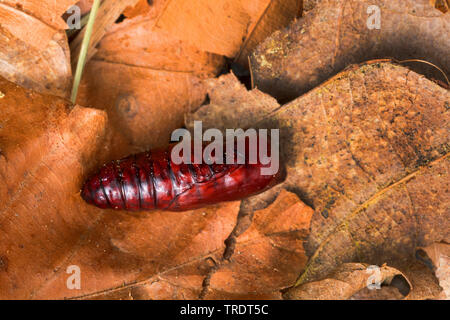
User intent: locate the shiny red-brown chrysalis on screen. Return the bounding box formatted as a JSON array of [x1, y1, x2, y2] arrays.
[[81, 138, 284, 211]]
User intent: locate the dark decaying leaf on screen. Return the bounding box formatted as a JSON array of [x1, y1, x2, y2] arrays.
[[250, 0, 450, 102], [257, 62, 449, 285], [189, 61, 449, 294]]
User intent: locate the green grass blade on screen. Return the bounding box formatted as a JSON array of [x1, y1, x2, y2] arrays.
[[70, 0, 101, 103]]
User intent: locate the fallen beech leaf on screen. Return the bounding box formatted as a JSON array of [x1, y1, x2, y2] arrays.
[[156, 0, 301, 59], [402, 260, 444, 300], [83, 260, 221, 300], [417, 243, 450, 299], [257, 62, 449, 284], [202, 190, 314, 299], [76, 0, 224, 157], [284, 263, 411, 300], [2, 0, 446, 302], [348, 284, 406, 300], [0, 2, 73, 97], [91, 14, 221, 75], [190, 62, 449, 289], [81, 190, 311, 300], [0, 76, 107, 298], [250, 0, 450, 102], [186, 72, 280, 131], [36, 202, 240, 299], [0, 76, 244, 299], [1, 0, 77, 30], [122, 0, 153, 18], [234, 0, 302, 67]]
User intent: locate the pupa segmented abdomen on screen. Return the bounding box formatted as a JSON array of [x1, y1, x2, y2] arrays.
[[81, 143, 283, 211]]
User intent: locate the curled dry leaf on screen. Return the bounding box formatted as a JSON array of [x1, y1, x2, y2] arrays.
[[417, 243, 450, 299], [202, 190, 314, 299], [284, 263, 411, 300], [0, 1, 74, 97], [402, 259, 444, 300], [285, 259, 444, 300], [156, 0, 301, 61], [250, 0, 450, 102], [76, 0, 224, 158]]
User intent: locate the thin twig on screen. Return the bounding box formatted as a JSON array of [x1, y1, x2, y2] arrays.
[[70, 0, 101, 103]]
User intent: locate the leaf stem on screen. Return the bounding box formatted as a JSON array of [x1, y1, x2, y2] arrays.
[[70, 0, 101, 103]]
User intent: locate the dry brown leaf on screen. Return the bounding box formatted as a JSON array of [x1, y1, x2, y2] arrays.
[[284, 263, 411, 300], [235, 0, 302, 67], [259, 62, 449, 285], [417, 243, 450, 299], [76, 0, 224, 157], [156, 0, 301, 59], [77, 62, 210, 159], [285, 260, 444, 300], [189, 61, 449, 291], [186, 72, 280, 132], [250, 0, 450, 102], [0, 76, 107, 298], [123, 0, 153, 18], [75, 0, 300, 156], [0, 76, 245, 299], [402, 260, 444, 300], [61, 190, 312, 300], [35, 202, 240, 299], [1, 77, 309, 300], [202, 190, 314, 299], [91, 15, 221, 75], [1, 0, 77, 30], [0, 2, 73, 97]]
